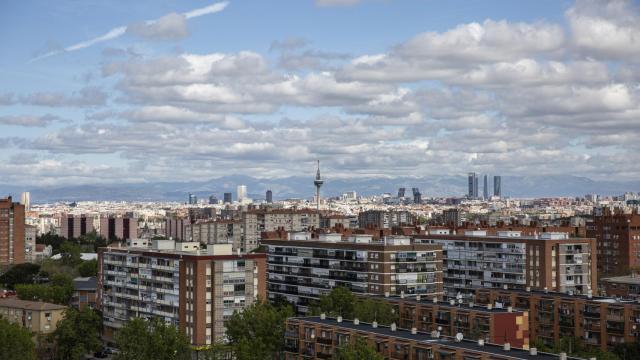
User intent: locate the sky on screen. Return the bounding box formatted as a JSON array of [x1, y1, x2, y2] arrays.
[[1, 0, 640, 187]]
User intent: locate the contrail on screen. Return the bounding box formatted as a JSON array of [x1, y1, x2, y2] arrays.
[[30, 1, 229, 62]]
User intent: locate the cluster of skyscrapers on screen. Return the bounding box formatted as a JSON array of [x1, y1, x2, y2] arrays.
[[468, 172, 501, 199]]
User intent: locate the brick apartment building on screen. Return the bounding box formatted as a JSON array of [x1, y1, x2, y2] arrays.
[[0, 196, 25, 270], [414, 230, 597, 299], [60, 213, 95, 239], [474, 287, 640, 351], [99, 215, 138, 241], [98, 241, 266, 346], [586, 207, 640, 276], [262, 232, 443, 314], [284, 316, 575, 360]]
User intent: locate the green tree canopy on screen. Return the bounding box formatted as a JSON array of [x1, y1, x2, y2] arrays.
[[0, 317, 36, 360], [311, 287, 398, 326], [58, 241, 82, 267], [77, 259, 98, 277], [50, 307, 102, 360], [37, 232, 67, 252], [223, 300, 294, 360], [333, 337, 384, 360], [16, 273, 74, 305], [0, 263, 41, 289], [115, 318, 191, 360]]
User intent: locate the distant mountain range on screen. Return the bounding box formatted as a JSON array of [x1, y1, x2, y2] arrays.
[[1, 175, 639, 203]]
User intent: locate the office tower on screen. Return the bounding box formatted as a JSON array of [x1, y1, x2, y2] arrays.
[[208, 195, 218, 205], [483, 174, 488, 199], [98, 241, 266, 346], [313, 160, 323, 211], [237, 185, 247, 203], [587, 207, 640, 276], [358, 210, 415, 229], [60, 214, 94, 239], [266, 190, 273, 203], [415, 230, 596, 299], [468, 172, 478, 198], [20, 192, 30, 211], [243, 208, 320, 252], [99, 215, 138, 241], [0, 197, 25, 268], [263, 233, 443, 314], [397, 187, 406, 198], [412, 187, 422, 204], [494, 175, 502, 197], [223, 192, 232, 204], [188, 193, 198, 205]]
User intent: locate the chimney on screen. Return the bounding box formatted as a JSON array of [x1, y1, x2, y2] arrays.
[[353, 318, 359, 325], [372, 321, 378, 328], [503, 343, 510, 351], [337, 316, 342, 323], [390, 323, 397, 331], [530, 348, 537, 356], [411, 327, 417, 334], [320, 313, 326, 320]]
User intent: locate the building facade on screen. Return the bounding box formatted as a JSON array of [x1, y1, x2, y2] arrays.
[[242, 208, 320, 252], [185, 219, 243, 251], [98, 241, 266, 346], [284, 317, 570, 360], [0, 298, 65, 335], [24, 224, 37, 263], [263, 233, 443, 314], [60, 214, 95, 239], [0, 197, 25, 270], [100, 215, 138, 241], [415, 230, 597, 299], [72, 276, 98, 310], [358, 210, 416, 229], [474, 287, 640, 351], [586, 207, 640, 276]]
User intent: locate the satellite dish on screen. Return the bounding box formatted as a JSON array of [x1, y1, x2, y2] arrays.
[[455, 333, 464, 342]]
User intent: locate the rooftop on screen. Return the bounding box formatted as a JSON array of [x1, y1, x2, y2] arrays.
[[73, 277, 98, 291], [290, 317, 583, 360], [377, 295, 522, 313], [602, 274, 640, 285], [0, 298, 67, 311]]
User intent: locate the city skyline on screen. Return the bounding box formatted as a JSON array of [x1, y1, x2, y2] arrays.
[[2, 0, 640, 187]]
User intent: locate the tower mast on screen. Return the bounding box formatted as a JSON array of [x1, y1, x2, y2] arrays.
[[313, 160, 324, 211]]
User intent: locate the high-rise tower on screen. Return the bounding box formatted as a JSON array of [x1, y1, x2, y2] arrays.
[[483, 174, 488, 200], [314, 160, 323, 211], [468, 172, 478, 199], [494, 176, 502, 198]]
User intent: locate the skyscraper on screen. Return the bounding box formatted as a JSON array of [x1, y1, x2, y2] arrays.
[[468, 172, 478, 198], [0, 197, 25, 269], [412, 187, 422, 204], [237, 185, 247, 203], [208, 195, 218, 205], [313, 160, 323, 211], [223, 192, 232, 204], [20, 192, 30, 211], [398, 187, 406, 198], [494, 175, 502, 197], [483, 174, 488, 200], [266, 190, 273, 203], [188, 193, 198, 205]]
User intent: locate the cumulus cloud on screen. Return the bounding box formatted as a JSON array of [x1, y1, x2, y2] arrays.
[[20, 87, 107, 107]]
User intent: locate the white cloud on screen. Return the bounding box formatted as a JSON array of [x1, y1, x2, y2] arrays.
[[127, 13, 189, 40]]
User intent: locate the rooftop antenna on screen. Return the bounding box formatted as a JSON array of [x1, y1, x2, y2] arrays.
[[314, 160, 324, 211]]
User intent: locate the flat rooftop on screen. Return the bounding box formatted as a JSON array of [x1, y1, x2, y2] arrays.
[[477, 287, 638, 305], [602, 275, 640, 285], [291, 317, 583, 360], [374, 295, 521, 313]]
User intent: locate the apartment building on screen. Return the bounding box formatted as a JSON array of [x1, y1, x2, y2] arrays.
[[24, 224, 36, 263], [165, 216, 190, 241], [0, 298, 65, 335], [99, 215, 138, 241], [358, 210, 415, 229], [262, 232, 443, 314], [98, 241, 266, 346], [243, 208, 320, 252], [602, 274, 640, 300], [414, 230, 597, 299], [72, 276, 98, 310], [383, 295, 529, 348], [185, 219, 243, 251], [60, 213, 95, 239], [0, 196, 25, 269], [284, 316, 575, 360], [586, 207, 640, 276], [474, 287, 640, 351]]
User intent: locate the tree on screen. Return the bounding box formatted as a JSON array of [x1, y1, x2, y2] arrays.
[[353, 298, 398, 326], [58, 241, 82, 267], [224, 300, 294, 360], [16, 274, 74, 305], [0, 263, 41, 289], [115, 318, 191, 360], [50, 307, 102, 360], [312, 287, 356, 319], [0, 317, 36, 360], [333, 337, 384, 360], [77, 259, 98, 277], [37, 232, 67, 252]]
